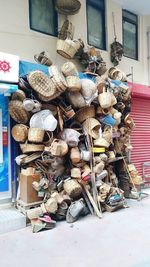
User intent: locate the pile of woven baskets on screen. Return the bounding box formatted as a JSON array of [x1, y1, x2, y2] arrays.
[[9, 57, 140, 231]]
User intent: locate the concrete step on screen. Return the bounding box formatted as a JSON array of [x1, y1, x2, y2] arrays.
[[0, 208, 26, 234]]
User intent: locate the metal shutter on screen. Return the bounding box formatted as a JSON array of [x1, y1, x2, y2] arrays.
[[131, 97, 150, 184]]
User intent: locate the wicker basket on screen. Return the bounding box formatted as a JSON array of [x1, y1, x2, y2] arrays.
[[28, 71, 56, 97], [28, 128, 45, 143], [66, 76, 81, 92], [20, 143, 44, 153], [37, 91, 61, 102], [11, 90, 26, 102], [55, 0, 81, 15], [63, 178, 82, 198], [61, 62, 78, 77], [56, 39, 77, 59], [11, 124, 29, 142], [9, 100, 30, 124], [75, 106, 95, 123]]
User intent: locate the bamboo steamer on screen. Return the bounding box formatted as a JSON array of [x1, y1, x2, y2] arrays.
[[28, 128, 45, 143], [11, 124, 29, 142]]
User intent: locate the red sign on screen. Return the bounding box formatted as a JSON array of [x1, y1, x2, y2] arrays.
[[3, 131, 8, 146]]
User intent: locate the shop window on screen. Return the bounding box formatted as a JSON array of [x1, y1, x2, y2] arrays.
[[123, 10, 138, 60], [86, 0, 106, 50], [29, 0, 57, 36]]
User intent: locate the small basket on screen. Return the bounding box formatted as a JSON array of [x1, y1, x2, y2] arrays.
[[37, 90, 61, 102], [75, 106, 95, 123], [63, 178, 82, 198], [28, 128, 45, 143], [66, 76, 81, 92], [61, 62, 78, 77], [56, 39, 77, 59], [11, 124, 29, 142], [11, 90, 26, 102], [55, 0, 81, 15], [20, 143, 44, 153], [9, 100, 30, 124]]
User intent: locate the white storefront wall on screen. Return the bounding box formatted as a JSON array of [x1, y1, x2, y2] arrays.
[[0, 0, 150, 85]]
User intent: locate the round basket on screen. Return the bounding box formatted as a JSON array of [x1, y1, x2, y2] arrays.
[[75, 106, 95, 123], [55, 0, 81, 15], [20, 143, 44, 153], [11, 124, 29, 142], [63, 178, 82, 198], [11, 90, 26, 102], [61, 62, 78, 77], [37, 90, 61, 102], [9, 100, 30, 124], [56, 39, 77, 59], [66, 76, 81, 92], [28, 71, 56, 97], [28, 128, 45, 143]]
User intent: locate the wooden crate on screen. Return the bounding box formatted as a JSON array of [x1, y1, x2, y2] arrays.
[[16, 199, 43, 216]]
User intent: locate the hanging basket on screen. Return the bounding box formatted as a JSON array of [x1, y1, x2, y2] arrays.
[[11, 124, 29, 143], [55, 0, 81, 15], [56, 40, 77, 59], [28, 128, 45, 143]]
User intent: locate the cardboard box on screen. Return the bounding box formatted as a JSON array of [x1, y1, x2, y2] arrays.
[[19, 173, 43, 204]]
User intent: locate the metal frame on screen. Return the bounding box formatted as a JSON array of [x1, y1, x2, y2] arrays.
[[122, 9, 138, 60], [86, 0, 106, 50], [29, 0, 58, 37]]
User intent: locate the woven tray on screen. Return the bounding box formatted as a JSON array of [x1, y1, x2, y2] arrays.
[[9, 100, 30, 124]]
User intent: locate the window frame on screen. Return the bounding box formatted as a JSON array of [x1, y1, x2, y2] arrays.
[[29, 0, 58, 37], [86, 0, 106, 50], [122, 9, 138, 60]]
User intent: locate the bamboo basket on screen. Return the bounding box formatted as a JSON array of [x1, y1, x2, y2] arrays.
[[20, 143, 44, 153], [66, 76, 81, 92], [9, 100, 30, 124], [75, 106, 95, 123], [56, 40, 77, 59], [55, 0, 81, 15], [63, 178, 82, 198], [28, 128, 45, 143]]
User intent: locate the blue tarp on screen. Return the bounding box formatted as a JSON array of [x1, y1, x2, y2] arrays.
[[19, 60, 49, 76]]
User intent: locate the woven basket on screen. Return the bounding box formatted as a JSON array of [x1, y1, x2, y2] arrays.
[[28, 128, 45, 143], [20, 143, 44, 153], [37, 90, 61, 102], [75, 106, 95, 123], [9, 100, 30, 124], [61, 62, 78, 77], [63, 178, 82, 198], [11, 124, 29, 142], [28, 71, 56, 97], [56, 39, 77, 59], [66, 76, 81, 92], [11, 90, 26, 102], [55, 0, 81, 15]]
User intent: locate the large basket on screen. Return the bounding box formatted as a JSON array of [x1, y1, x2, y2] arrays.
[[28, 71, 56, 97], [9, 100, 30, 124], [11, 124, 29, 142], [63, 178, 82, 198], [20, 143, 44, 153], [55, 0, 81, 15], [56, 40, 77, 59], [75, 106, 95, 123], [28, 128, 45, 143], [66, 76, 81, 92]]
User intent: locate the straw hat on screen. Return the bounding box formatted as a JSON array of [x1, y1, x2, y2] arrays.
[[11, 124, 29, 142], [68, 92, 86, 109], [11, 90, 26, 102], [28, 71, 56, 98], [9, 100, 30, 124], [83, 118, 101, 139], [75, 106, 95, 123]]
